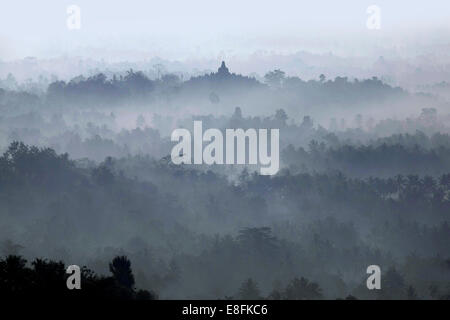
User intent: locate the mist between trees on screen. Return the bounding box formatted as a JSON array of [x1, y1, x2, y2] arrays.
[[0, 62, 450, 299]]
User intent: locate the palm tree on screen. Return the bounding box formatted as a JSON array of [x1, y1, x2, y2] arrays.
[[109, 256, 135, 290]]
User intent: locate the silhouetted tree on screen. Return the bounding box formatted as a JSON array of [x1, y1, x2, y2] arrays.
[[283, 277, 323, 300], [237, 278, 261, 300], [109, 256, 135, 290]]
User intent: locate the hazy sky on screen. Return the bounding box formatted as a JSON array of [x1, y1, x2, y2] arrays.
[[1, 0, 449, 61]]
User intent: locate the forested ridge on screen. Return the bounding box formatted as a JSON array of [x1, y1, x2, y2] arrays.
[[1, 141, 449, 299], [1, 62, 449, 299]]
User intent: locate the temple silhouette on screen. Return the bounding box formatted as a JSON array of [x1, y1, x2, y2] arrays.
[[185, 61, 262, 89], [217, 61, 230, 77]]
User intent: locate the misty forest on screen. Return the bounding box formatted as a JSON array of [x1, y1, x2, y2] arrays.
[[1, 60, 449, 300]]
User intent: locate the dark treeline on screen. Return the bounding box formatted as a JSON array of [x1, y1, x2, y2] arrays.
[[0, 254, 157, 299], [1, 104, 449, 178], [0, 62, 408, 112], [283, 139, 450, 177]]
